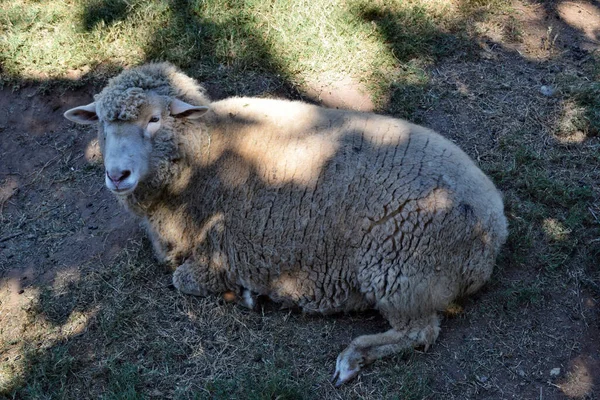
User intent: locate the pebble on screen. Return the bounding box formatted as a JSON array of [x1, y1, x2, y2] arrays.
[[540, 85, 555, 97], [550, 367, 561, 377]]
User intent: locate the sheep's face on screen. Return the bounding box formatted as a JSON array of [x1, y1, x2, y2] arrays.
[[98, 97, 161, 195], [64, 91, 208, 196]]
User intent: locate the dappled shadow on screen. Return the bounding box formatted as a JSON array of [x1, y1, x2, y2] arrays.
[[352, 3, 472, 63], [0, 0, 599, 397], [527, 0, 600, 49], [81, 0, 130, 31], [489, 0, 600, 62], [140, 0, 307, 100], [0, 70, 144, 395]]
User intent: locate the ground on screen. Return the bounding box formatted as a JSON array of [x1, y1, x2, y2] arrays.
[[0, 0, 599, 399]]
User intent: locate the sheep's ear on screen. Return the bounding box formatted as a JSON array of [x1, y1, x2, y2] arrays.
[[170, 98, 209, 119], [64, 102, 98, 125]]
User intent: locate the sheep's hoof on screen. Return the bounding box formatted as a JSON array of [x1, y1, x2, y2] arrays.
[[240, 289, 257, 310], [223, 289, 257, 310], [332, 346, 364, 387], [172, 263, 207, 296]]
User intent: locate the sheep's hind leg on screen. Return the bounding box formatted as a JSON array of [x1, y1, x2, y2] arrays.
[[332, 313, 440, 386]]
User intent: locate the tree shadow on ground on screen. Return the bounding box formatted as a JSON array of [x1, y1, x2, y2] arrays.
[[142, 0, 305, 100], [1, 0, 599, 398], [81, 0, 130, 31]]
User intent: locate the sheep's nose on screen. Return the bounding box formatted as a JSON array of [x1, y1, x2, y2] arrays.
[[106, 169, 131, 184]]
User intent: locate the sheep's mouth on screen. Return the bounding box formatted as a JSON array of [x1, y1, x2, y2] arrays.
[[108, 184, 137, 196]]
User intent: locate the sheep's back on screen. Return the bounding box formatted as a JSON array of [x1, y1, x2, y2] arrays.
[[195, 98, 506, 313]]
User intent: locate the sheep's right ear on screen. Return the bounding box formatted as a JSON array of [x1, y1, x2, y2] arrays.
[[64, 102, 98, 125], [170, 98, 209, 119]]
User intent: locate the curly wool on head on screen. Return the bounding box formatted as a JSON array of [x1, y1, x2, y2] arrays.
[[93, 62, 211, 122], [95, 87, 148, 121]]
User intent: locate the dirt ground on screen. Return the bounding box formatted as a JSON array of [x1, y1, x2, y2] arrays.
[[1, 0, 599, 399]]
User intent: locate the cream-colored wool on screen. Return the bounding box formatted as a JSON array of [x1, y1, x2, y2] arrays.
[[94, 62, 210, 121], [65, 63, 508, 385]]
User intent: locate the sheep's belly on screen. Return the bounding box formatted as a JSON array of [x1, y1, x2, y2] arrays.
[[235, 263, 373, 315]]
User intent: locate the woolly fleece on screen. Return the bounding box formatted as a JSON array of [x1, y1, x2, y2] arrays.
[[76, 62, 508, 384]]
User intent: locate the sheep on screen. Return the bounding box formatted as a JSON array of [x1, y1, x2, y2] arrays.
[[64, 62, 508, 386]]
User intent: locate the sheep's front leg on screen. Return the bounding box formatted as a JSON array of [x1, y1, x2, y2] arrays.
[[332, 314, 440, 386], [172, 260, 258, 310], [172, 260, 210, 296]]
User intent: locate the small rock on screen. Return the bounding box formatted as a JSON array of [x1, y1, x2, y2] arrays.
[[540, 85, 555, 97], [550, 367, 561, 377], [517, 368, 525, 377]]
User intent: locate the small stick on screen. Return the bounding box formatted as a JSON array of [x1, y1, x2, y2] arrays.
[[0, 231, 24, 243], [588, 207, 599, 223]]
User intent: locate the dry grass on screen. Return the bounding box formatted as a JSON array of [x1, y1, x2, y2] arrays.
[[1, 0, 599, 399]]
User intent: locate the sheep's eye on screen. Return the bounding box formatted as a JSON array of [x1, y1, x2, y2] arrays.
[[149, 116, 160, 123]]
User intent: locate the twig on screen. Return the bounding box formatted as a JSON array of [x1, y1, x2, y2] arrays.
[[0, 231, 24, 243], [582, 277, 600, 296], [588, 207, 599, 224], [22, 154, 62, 188]]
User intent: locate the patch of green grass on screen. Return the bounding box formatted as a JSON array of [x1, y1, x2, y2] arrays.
[[36, 284, 80, 327], [557, 54, 600, 138], [101, 361, 145, 400], [18, 344, 77, 399], [383, 366, 432, 400], [0, 0, 501, 99], [572, 82, 600, 136], [378, 60, 432, 119], [514, 168, 593, 209], [492, 142, 594, 211], [487, 136, 598, 274], [197, 366, 310, 400], [500, 283, 543, 311]]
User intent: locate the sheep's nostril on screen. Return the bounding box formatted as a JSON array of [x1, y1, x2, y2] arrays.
[[107, 170, 132, 184]]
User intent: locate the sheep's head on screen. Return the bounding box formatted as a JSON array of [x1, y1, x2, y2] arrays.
[[64, 90, 208, 196]]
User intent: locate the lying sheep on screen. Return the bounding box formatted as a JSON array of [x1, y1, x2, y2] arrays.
[[64, 62, 507, 386]]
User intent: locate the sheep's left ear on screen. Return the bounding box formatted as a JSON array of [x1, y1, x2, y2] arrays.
[[170, 98, 209, 119], [64, 102, 98, 125]]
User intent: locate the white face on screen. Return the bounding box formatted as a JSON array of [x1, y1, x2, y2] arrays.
[[98, 96, 163, 195], [64, 92, 209, 196], [100, 113, 161, 195]]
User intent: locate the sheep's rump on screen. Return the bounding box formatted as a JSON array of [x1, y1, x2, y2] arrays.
[[162, 97, 507, 316]]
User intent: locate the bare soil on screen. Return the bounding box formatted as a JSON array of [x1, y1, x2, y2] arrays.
[[1, 0, 599, 398]]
